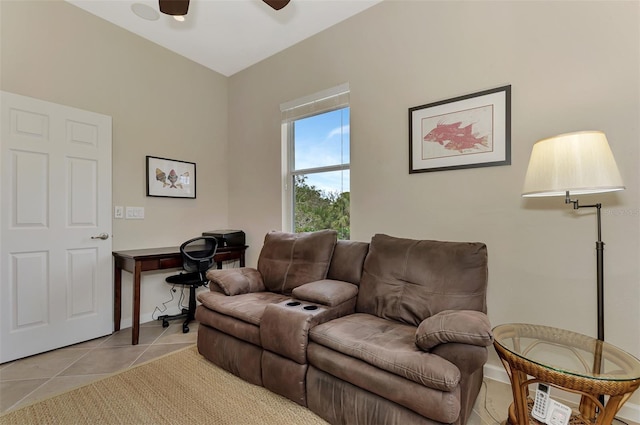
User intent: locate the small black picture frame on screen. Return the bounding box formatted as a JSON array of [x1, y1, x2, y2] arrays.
[[146, 155, 196, 198], [409, 85, 511, 173]]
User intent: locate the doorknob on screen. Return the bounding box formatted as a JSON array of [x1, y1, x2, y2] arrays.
[[91, 233, 109, 240]]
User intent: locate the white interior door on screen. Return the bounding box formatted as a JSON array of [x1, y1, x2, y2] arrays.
[[0, 91, 113, 362]]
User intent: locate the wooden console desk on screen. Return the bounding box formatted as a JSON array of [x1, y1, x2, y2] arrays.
[[113, 245, 247, 345]]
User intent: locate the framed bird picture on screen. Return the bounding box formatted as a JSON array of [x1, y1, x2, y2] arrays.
[[146, 156, 196, 198]]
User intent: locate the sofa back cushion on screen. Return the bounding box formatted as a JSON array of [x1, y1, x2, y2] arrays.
[[356, 234, 487, 326], [326, 240, 369, 285], [257, 230, 337, 294]]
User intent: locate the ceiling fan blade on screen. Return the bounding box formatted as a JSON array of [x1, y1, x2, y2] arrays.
[[159, 0, 190, 16], [263, 0, 291, 11]]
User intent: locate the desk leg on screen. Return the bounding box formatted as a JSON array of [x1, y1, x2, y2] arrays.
[[132, 261, 142, 345], [240, 253, 245, 267], [114, 262, 122, 332]]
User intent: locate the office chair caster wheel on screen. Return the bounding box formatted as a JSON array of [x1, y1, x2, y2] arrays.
[[182, 324, 189, 333], [162, 320, 169, 328]]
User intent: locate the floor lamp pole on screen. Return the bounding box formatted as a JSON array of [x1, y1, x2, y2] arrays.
[[566, 192, 605, 342], [566, 193, 606, 411], [591, 203, 606, 411], [595, 204, 604, 342]]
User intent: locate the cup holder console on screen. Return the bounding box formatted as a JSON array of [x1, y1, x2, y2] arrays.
[[284, 300, 320, 312]]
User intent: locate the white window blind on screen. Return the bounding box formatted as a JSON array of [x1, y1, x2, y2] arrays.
[[280, 83, 350, 122]]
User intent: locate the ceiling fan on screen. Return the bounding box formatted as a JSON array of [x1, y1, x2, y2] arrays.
[[159, 0, 291, 16]]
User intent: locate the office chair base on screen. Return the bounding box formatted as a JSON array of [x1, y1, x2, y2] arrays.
[[158, 308, 193, 333]]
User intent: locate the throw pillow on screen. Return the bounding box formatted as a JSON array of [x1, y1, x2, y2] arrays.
[[415, 309, 493, 351]]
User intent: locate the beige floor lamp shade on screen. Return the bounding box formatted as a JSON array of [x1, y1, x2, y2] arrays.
[[522, 130, 624, 197]]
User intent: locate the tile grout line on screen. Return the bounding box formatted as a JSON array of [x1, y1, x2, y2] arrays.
[[4, 333, 114, 413], [127, 323, 173, 367], [2, 323, 194, 414]]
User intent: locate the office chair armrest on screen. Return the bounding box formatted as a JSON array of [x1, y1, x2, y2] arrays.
[[206, 268, 266, 296]]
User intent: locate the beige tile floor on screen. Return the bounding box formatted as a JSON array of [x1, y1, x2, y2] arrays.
[[0, 322, 637, 425], [0, 319, 196, 414]]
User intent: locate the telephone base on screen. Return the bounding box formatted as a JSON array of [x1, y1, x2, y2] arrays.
[[506, 399, 588, 425]]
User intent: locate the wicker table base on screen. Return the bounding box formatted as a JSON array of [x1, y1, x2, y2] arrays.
[[493, 324, 640, 425], [506, 398, 591, 425]]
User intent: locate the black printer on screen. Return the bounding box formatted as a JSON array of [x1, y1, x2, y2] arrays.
[[202, 229, 245, 247]]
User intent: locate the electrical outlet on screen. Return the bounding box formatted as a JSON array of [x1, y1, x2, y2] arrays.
[[125, 207, 145, 219], [114, 206, 124, 219]]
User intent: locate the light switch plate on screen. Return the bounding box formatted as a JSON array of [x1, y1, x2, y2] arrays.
[[114, 206, 124, 219], [125, 206, 144, 219]]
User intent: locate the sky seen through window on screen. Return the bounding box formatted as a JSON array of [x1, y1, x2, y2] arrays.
[[294, 107, 350, 194]]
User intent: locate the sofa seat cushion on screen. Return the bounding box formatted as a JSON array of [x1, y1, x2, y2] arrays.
[[307, 345, 461, 423], [309, 313, 460, 391], [197, 290, 289, 326]]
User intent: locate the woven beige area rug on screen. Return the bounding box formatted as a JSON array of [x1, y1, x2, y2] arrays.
[[0, 345, 328, 425]]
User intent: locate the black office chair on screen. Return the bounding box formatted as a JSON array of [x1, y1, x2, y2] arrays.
[[158, 236, 218, 333]]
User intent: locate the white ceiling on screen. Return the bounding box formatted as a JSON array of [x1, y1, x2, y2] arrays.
[[66, 0, 382, 76]]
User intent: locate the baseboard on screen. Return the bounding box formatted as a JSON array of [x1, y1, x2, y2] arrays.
[[483, 364, 640, 423], [117, 312, 156, 331]]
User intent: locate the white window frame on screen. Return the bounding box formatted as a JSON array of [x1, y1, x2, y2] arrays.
[[280, 83, 350, 232]]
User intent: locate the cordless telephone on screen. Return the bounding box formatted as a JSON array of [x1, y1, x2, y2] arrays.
[[531, 383, 572, 425]]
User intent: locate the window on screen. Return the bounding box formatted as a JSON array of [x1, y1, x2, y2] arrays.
[[281, 84, 350, 239]]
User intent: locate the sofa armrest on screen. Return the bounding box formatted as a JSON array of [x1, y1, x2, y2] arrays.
[[415, 310, 493, 350], [206, 267, 265, 296], [292, 279, 358, 307], [430, 343, 489, 376]]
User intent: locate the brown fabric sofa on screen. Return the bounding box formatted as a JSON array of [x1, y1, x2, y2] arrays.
[[195, 231, 492, 425]]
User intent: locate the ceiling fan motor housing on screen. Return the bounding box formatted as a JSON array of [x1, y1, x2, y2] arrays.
[[264, 0, 291, 10], [159, 0, 189, 16], [159, 0, 290, 17]]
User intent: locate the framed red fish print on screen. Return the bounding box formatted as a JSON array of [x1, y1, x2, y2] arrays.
[[409, 85, 511, 173], [146, 156, 196, 198]]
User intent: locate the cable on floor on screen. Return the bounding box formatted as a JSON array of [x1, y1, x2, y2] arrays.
[[152, 284, 182, 320]]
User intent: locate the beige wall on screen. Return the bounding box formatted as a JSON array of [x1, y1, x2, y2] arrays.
[[228, 0, 639, 407], [2, 0, 639, 412], [1, 0, 229, 325]]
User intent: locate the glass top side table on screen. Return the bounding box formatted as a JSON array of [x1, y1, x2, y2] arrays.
[[493, 323, 640, 425]]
